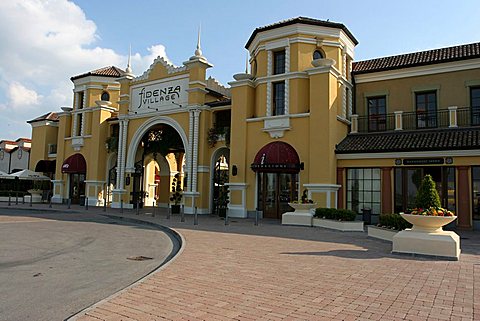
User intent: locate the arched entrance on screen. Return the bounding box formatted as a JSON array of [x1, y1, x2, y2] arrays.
[[210, 147, 230, 216], [252, 142, 301, 219], [131, 124, 185, 208], [62, 153, 86, 204]]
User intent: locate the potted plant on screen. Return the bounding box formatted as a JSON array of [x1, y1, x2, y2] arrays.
[[401, 174, 456, 232], [217, 184, 229, 217], [288, 189, 316, 213], [169, 173, 182, 214]]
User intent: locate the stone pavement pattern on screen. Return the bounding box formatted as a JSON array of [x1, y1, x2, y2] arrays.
[[68, 208, 479, 321]]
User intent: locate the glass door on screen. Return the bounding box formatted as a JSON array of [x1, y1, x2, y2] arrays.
[[261, 173, 298, 219]]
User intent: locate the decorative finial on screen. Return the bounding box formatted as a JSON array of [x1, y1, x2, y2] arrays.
[[126, 44, 133, 75], [194, 24, 203, 57]]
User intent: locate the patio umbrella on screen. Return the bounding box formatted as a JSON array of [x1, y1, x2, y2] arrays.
[[0, 170, 13, 179], [9, 169, 50, 180]]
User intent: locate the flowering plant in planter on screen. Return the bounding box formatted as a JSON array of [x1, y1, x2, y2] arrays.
[[407, 207, 455, 217], [291, 189, 314, 204], [403, 175, 455, 217]]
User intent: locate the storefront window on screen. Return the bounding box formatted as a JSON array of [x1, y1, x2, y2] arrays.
[[395, 166, 455, 213], [346, 168, 381, 214], [472, 167, 480, 220]]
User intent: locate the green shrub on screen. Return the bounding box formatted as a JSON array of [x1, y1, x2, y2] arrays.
[[378, 213, 412, 231], [415, 174, 441, 209], [314, 208, 357, 221]]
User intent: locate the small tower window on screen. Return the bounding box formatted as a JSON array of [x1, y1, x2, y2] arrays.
[[101, 91, 110, 101], [313, 50, 324, 60]]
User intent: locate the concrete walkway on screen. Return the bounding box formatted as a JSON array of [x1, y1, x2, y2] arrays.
[[4, 203, 480, 320]]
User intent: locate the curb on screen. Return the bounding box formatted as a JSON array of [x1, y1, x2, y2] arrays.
[[64, 214, 185, 321]]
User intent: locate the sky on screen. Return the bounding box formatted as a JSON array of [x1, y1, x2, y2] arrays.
[[1, 0, 479, 140]]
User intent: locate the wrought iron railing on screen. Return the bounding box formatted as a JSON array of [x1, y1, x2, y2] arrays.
[[353, 106, 480, 133]]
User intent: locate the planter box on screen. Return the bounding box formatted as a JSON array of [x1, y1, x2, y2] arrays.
[[367, 226, 398, 242], [312, 218, 364, 232]]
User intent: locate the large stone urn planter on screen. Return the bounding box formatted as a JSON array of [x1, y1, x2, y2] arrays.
[[392, 214, 460, 260], [281, 203, 317, 226], [27, 189, 43, 203]]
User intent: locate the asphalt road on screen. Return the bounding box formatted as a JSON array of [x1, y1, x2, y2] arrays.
[[0, 208, 176, 321]]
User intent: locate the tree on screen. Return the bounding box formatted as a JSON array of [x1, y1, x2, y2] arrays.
[[415, 174, 441, 208]]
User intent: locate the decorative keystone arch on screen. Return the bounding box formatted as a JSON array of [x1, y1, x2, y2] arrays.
[[125, 116, 189, 172]]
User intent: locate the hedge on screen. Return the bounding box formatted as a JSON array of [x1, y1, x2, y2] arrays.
[[314, 208, 357, 221], [378, 213, 412, 231]]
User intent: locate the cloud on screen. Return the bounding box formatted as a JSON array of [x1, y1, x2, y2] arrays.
[[7, 82, 42, 108], [0, 0, 170, 139]]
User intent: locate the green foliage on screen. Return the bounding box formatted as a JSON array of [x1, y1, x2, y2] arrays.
[[105, 136, 118, 153], [415, 174, 441, 209], [379, 213, 412, 231], [314, 208, 357, 221], [169, 173, 182, 205], [207, 126, 231, 148]]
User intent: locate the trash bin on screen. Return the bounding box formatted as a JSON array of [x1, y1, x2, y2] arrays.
[[362, 208, 372, 225], [79, 195, 86, 206]]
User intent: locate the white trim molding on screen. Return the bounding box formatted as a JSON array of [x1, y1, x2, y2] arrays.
[[303, 183, 341, 209], [226, 182, 249, 218]]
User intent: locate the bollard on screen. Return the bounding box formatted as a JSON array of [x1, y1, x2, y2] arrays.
[[255, 207, 259, 226], [181, 204, 185, 222], [120, 200, 123, 213], [136, 199, 140, 215], [85, 198, 88, 210], [152, 201, 156, 217], [15, 192, 18, 205], [22, 194, 25, 204], [194, 206, 198, 225], [49, 198, 52, 208], [103, 198, 107, 212], [29, 194, 32, 207], [225, 207, 229, 226], [67, 198, 71, 209], [8, 193, 11, 206], [167, 205, 171, 219]]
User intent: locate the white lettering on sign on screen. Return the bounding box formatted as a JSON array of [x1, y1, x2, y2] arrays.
[[131, 78, 188, 113]]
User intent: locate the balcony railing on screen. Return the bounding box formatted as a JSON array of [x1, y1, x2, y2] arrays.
[[351, 107, 480, 134]]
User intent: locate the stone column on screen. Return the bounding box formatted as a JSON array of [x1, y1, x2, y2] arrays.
[[336, 167, 345, 209], [381, 167, 393, 214], [457, 166, 472, 229], [187, 110, 194, 192], [192, 109, 201, 192], [115, 120, 124, 188]]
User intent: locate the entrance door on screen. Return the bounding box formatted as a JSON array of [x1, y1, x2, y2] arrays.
[[260, 173, 298, 219], [69, 173, 86, 204]]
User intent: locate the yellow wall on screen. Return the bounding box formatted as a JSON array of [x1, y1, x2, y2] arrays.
[[355, 69, 480, 115]]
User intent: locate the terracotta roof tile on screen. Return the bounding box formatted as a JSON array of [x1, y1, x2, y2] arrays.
[[336, 128, 480, 154], [353, 42, 480, 74], [27, 112, 59, 123], [71, 66, 125, 81]]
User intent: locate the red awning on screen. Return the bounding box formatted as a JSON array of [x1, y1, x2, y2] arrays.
[[251, 141, 300, 173], [62, 153, 86, 173]]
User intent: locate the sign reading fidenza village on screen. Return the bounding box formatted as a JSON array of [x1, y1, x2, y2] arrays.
[[131, 78, 188, 114]]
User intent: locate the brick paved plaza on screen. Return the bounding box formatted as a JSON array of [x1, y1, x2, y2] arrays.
[[3, 204, 479, 320]]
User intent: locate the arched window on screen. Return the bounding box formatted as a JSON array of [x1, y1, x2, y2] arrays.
[[313, 50, 324, 60], [101, 91, 110, 101]]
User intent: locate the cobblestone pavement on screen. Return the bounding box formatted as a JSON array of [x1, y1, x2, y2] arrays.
[[5, 203, 480, 321]]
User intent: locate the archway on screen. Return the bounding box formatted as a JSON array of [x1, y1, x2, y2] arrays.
[[210, 147, 230, 216], [130, 123, 185, 208]]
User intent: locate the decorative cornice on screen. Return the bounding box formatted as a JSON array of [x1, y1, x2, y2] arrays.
[[134, 56, 187, 82]]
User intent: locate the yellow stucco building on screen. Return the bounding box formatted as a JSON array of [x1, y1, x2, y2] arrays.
[[28, 17, 480, 230]]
